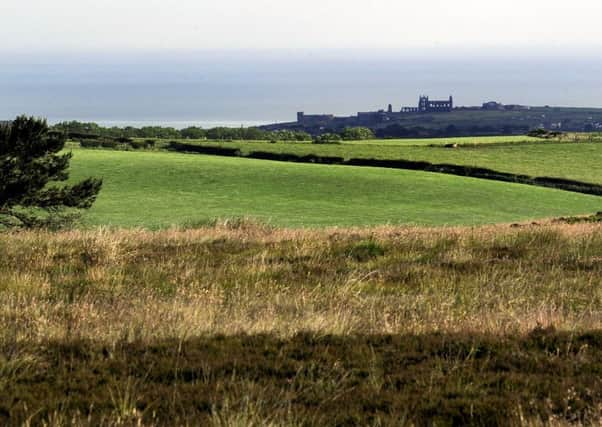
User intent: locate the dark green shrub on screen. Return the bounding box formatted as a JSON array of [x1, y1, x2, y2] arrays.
[[341, 127, 375, 140], [100, 139, 118, 148], [167, 141, 241, 156], [69, 132, 101, 140], [527, 129, 563, 139], [129, 140, 146, 149], [313, 133, 341, 144], [294, 131, 312, 141], [79, 139, 101, 148]]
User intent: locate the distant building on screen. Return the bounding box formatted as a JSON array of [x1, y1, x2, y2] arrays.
[[261, 97, 602, 136], [401, 106, 420, 113], [482, 101, 503, 110], [296, 112, 335, 126], [418, 95, 453, 113], [294, 94, 455, 130]]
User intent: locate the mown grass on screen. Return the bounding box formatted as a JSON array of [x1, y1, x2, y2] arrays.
[[1, 223, 602, 425], [67, 148, 602, 229], [180, 138, 602, 186]]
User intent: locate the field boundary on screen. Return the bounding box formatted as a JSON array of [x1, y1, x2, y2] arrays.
[[166, 141, 602, 197]]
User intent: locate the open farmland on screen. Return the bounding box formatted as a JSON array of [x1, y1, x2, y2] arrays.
[[170, 138, 602, 186], [67, 148, 602, 229], [345, 135, 545, 146]]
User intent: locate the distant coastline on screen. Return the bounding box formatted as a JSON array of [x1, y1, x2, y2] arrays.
[[46, 119, 272, 130], [4, 54, 602, 127]]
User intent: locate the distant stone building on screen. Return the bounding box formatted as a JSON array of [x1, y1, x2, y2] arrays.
[[418, 95, 453, 113], [296, 112, 335, 126], [292, 94, 455, 131], [261, 96, 602, 136]]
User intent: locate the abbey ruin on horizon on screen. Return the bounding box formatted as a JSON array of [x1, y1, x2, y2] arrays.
[[296, 95, 454, 129], [260, 95, 602, 137]]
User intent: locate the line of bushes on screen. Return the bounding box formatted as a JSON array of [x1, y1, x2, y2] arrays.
[[250, 151, 345, 164], [55, 120, 312, 141], [167, 141, 242, 156], [345, 158, 602, 196], [79, 138, 156, 149], [166, 142, 602, 197]]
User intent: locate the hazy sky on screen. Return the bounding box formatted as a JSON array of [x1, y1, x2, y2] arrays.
[[2, 0, 602, 52], [3, 0, 602, 120]]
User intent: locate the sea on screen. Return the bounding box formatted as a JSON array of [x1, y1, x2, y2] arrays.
[[2, 49, 602, 129]]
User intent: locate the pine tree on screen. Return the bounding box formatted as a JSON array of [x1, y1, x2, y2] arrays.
[[0, 116, 102, 228]]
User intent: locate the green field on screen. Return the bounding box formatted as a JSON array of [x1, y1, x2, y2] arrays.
[[68, 148, 601, 228], [179, 138, 602, 185], [345, 135, 544, 146]]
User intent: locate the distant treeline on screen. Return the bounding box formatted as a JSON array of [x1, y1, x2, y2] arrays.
[[51, 120, 532, 140], [52, 121, 312, 141]]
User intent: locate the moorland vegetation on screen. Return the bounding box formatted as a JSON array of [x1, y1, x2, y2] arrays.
[[1, 222, 602, 425]]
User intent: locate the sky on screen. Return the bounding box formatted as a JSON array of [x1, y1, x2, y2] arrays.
[[2, 0, 602, 122], [1, 0, 602, 52]]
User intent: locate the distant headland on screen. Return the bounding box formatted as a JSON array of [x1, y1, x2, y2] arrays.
[[261, 95, 602, 138]]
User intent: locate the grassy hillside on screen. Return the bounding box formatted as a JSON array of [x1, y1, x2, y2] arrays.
[[180, 139, 602, 185], [364, 106, 602, 133], [67, 149, 601, 228]]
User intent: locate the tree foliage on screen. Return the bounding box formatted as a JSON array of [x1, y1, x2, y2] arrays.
[[52, 121, 312, 142], [0, 116, 102, 229], [313, 133, 342, 144], [340, 127, 375, 140]]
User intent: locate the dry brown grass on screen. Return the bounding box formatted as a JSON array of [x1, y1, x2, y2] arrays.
[[2, 221, 602, 425], [1, 221, 601, 345]]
